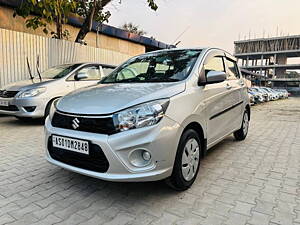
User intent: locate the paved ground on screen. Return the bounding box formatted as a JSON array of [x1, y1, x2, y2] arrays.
[[0, 98, 300, 225]]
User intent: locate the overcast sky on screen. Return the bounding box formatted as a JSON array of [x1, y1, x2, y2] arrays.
[[106, 0, 300, 53]]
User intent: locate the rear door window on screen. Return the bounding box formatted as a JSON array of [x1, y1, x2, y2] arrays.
[[68, 65, 101, 81], [78, 66, 101, 80]]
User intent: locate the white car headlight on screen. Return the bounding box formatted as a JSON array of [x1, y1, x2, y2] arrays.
[[17, 87, 46, 98], [113, 99, 169, 132]]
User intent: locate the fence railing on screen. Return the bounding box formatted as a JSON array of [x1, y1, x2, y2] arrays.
[[0, 28, 133, 87]]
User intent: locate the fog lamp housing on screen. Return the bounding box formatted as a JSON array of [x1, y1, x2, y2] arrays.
[[129, 149, 152, 167]]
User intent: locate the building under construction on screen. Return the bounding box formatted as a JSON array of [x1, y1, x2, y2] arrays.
[[234, 35, 300, 94]]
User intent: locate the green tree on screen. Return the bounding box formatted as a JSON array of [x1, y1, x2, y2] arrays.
[[120, 22, 147, 36], [75, 0, 157, 43], [14, 0, 77, 39], [14, 0, 158, 42], [74, 0, 112, 43]]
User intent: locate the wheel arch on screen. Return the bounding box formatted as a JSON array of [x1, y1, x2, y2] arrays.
[[44, 96, 61, 117], [182, 122, 207, 158]]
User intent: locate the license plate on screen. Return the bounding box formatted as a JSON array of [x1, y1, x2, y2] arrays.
[[52, 135, 89, 155], [0, 100, 8, 106]]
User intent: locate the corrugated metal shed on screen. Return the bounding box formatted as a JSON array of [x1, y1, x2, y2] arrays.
[[0, 28, 132, 87]]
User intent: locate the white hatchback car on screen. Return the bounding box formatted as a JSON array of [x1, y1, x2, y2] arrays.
[[45, 48, 250, 190], [0, 63, 115, 120]]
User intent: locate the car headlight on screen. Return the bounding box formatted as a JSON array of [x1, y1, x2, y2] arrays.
[[17, 87, 46, 98], [113, 99, 169, 132]]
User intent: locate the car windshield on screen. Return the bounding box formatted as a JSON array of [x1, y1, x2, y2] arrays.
[[262, 88, 270, 92], [250, 89, 259, 93], [100, 49, 201, 84], [252, 88, 260, 92], [41, 64, 81, 79]]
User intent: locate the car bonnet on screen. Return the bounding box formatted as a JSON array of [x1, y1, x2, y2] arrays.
[[56, 82, 186, 115]]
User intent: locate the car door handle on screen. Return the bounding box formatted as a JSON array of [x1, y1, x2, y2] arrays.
[[226, 83, 232, 90]]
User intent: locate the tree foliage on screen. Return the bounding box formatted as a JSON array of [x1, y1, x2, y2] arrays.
[[75, 0, 157, 43], [14, 0, 158, 43], [74, 0, 112, 43], [120, 22, 147, 36], [147, 0, 158, 11], [14, 0, 77, 39]]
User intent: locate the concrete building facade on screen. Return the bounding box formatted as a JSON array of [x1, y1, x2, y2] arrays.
[[234, 35, 300, 78], [234, 36, 300, 94]]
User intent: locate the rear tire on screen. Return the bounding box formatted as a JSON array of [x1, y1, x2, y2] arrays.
[[234, 111, 249, 141], [166, 129, 201, 191]]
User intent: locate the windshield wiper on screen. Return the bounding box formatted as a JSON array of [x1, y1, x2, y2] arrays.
[[101, 77, 181, 84], [118, 78, 142, 83], [148, 78, 181, 82], [36, 55, 42, 82], [26, 57, 34, 82]]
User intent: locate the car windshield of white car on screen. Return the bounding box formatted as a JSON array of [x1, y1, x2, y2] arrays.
[[100, 49, 201, 83], [42, 64, 81, 79]]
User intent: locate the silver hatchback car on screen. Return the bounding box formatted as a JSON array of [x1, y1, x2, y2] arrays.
[[45, 48, 250, 190], [0, 63, 115, 120]]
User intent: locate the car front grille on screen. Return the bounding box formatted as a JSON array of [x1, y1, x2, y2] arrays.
[[0, 90, 19, 98], [48, 136, 109, 173], [51, 112, 117, 135], [0, 105, 19, 111]]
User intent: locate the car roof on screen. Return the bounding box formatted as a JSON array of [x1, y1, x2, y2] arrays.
[[137, 47, 236, 61], [56, 62, 116, 68]]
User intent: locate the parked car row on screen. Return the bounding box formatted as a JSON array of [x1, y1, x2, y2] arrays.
[[248, 87, 289, 105]]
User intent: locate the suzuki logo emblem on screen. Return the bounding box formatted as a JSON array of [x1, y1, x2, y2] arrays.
[[72, 118, 80, 129]]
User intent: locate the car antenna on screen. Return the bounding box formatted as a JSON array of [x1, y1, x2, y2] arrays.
[[171, 26, 190, 46], [26, 57, 34, 82], [174, 41, 181, 47], [36, 55, 42, 82]]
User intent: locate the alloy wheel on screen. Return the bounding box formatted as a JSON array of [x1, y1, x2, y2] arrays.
[[181, 138, 200, 181]]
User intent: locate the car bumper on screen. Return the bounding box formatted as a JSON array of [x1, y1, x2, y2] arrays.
[[0, 97, 47, 118], [44, 116, 182, 182], [258, 97, 264, 102]]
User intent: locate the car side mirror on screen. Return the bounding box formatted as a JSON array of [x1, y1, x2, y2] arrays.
[[74, 72, 88, 81], [205, 71, 226, 84]]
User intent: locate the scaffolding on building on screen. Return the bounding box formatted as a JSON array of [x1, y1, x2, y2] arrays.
[[234, 35, 300, 79]]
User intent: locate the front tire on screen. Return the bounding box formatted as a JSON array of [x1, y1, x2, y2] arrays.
[[234, 111, 249, 141], [166, 129, 201, 191]]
